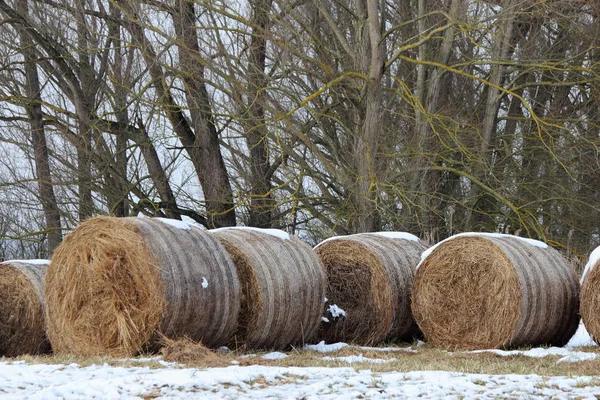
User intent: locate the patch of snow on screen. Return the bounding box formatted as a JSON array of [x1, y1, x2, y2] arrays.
[[218, 346, 230, 352], [3, 362, 600, 398], [363, 232, 421, 242], [180, 215, 206, 230], [315, 232, 419, 248], [303, 341, 349, 353], [419, 232, 549, 268], [327, 304, 346, 318], [201, 277, 209, 289], [1, 259, 50, 265], [321, 354, 396, 364], [210, 226, 290, 241], [324, 297, 328, 303], [321, 317, 330, 323], [566, 323, 596, 348], [470, 347, 598, 363], [155, 217, 192, 231], [580, 246, 600, 283], [358, 345, 417, 353], [261, 352, 289, 360]]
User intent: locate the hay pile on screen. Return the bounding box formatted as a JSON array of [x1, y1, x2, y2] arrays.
[[412, 233, 579, 350], [579, 246, 600, 343], [210, 227, 326, 350], [45, 216, 240, 357], [0, 260, 51, 357], [314, 232, 426, 346], [159, 336, 222, 366]]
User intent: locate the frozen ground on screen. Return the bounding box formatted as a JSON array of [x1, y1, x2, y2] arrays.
[[0, 324, 598, 399]]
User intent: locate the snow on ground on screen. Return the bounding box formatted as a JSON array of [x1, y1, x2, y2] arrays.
[[321, 354, 397, 364], [567, 323, 596, 348], [1, 325, 599, 399], [2, 362, 600, 399], [469, 347, 598, 363]]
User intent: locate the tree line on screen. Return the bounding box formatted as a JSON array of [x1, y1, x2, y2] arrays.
[[0, 0, 598, 263]]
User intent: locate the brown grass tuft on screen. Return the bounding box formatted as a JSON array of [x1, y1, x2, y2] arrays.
[[413, 235, 580, 350], [315, 234, 426, 346], [159, 336, 221, 365], [0, 261, 50, 357], [45, 216, 240, 357]]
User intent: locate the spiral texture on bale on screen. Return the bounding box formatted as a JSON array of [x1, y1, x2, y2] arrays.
[[45, 216, 240, 357], [314, 233, 426, 346], [210, 228, 326, 350], [0, 260, 50, 357], [412, 234, 579, 350]]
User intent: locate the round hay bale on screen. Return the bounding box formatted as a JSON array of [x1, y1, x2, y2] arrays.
[[45, 216, 240, 357], [412, 233, 580, 350], [314, 232, 426, 346], [0, 260, 51, 357], [210, 227, 326, 350], [579, 246, 600, 344]]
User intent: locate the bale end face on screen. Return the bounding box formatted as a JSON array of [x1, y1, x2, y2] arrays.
[[315, 239, 394, 346], [0, 262, 50, 357], [45, 217, 165, 357], [412, 237, 522, 350], [581, 260, 600, 344]]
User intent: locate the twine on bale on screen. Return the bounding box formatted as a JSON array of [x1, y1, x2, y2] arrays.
[[0, 260, 51, 357], [45, 216, 240, 357], [412, 233, 580, 350], [579, 246, 600, 344], [210, 227, 326, 350], [315, 233, 426, 346]]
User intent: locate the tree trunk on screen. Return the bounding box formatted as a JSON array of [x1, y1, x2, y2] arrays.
[[171, 1, 236, 228], [16, 0, 62, 252], [245, 0, 275, 228]]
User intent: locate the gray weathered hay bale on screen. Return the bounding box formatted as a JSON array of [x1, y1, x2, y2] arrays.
[[412, 233, 580, 350], [314, 232, 426, 346], [45, 216, 240, 357], [579, 246, 600, 343], [210, 227, 326, 350], [0, 260, 51, 357]]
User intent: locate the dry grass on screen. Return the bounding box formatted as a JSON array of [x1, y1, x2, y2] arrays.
[[4, 342, 600, 378], [413, 235, 579, 350]]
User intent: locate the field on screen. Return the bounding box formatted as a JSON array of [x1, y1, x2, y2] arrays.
[[1, 325, 599, 399]]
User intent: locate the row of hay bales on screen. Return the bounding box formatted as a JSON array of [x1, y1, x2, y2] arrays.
[[0, 217, 595, 358]]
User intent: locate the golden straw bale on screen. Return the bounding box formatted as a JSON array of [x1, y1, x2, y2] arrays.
[[210, 227, 326, 350], [314, 233, 426, 346], [0, 260, 50, 357], [412, 233, 580, 350], [579, 246, 600, 343], [45, 216, 240, 357]]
